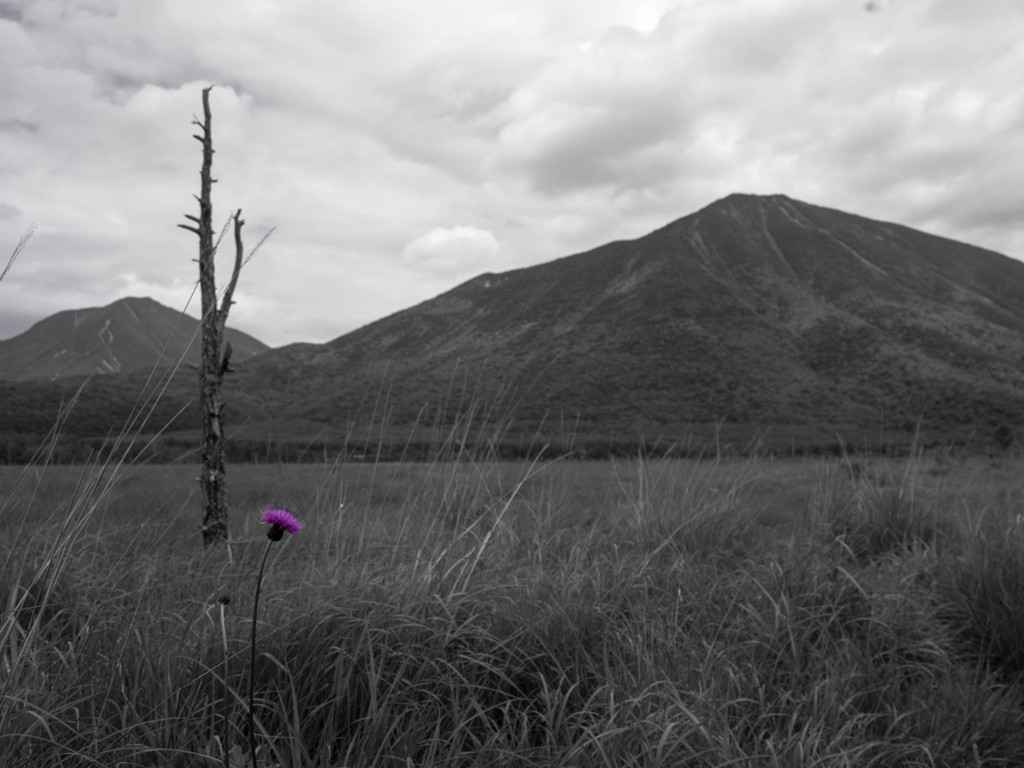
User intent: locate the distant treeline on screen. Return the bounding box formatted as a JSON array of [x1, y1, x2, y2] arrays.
[[0, 426, 1011, 465]]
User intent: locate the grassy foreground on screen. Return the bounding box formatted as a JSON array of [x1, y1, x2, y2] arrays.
[[3, 452, 1024, 767]]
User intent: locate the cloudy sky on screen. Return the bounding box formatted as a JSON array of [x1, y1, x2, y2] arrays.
[[2, 0, 1022, 347]]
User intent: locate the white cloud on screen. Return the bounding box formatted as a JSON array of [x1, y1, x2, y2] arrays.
[[492, 22, 693, 195], [1, 0, 1023, 347], [401, 226, 501, 276]]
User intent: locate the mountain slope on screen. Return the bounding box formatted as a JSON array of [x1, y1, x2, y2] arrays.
[[0, 296, 270, 382], [236, 193, 1024, 442], [5, 193, 1024, 455]]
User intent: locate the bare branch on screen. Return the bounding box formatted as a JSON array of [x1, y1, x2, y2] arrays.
[[1, 224, 35, 284], [216, 209, 245, 338], [220, 341, 234, 376], [177, 223, 200, 235]]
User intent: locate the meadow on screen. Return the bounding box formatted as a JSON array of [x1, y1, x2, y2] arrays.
[[3, 449, 1024, 767]]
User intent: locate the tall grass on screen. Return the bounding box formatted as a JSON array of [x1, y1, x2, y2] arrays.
[[4, 418, 1024, 766]]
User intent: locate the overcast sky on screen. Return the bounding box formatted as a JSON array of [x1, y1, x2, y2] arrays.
[[2, 0, 1022, 347]]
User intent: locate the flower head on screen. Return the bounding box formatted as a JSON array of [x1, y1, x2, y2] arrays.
[[217, 587, 232, 605], [260, 506, 305, 541]]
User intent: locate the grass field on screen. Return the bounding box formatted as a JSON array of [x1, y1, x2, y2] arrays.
[[3, 450, 1024, 767]]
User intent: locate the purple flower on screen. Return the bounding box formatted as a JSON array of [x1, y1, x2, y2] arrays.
[[260, 506, 305, 541], [217, 587, 232, 605]]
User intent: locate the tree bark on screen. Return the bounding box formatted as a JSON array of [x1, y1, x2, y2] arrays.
[[178, 86, 243, 547]]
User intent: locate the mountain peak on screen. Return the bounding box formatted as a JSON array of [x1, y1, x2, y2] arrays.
[[705, 191, 793, 207], [245, 192, 1024, 445], [0, 297, 270, 381], [7, 195, 1024, 453]]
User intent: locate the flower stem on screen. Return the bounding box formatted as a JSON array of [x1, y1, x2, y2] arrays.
[[248, 539, 274, 768], [219, 603, 229, 768]]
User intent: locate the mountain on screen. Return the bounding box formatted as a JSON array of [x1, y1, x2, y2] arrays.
[[0, 296, 270, 382], [5, 193, 1024, 459], [234, 193, 1024, 448]]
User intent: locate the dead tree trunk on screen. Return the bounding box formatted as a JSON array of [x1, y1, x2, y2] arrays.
[[178, 86, 244, 547]]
